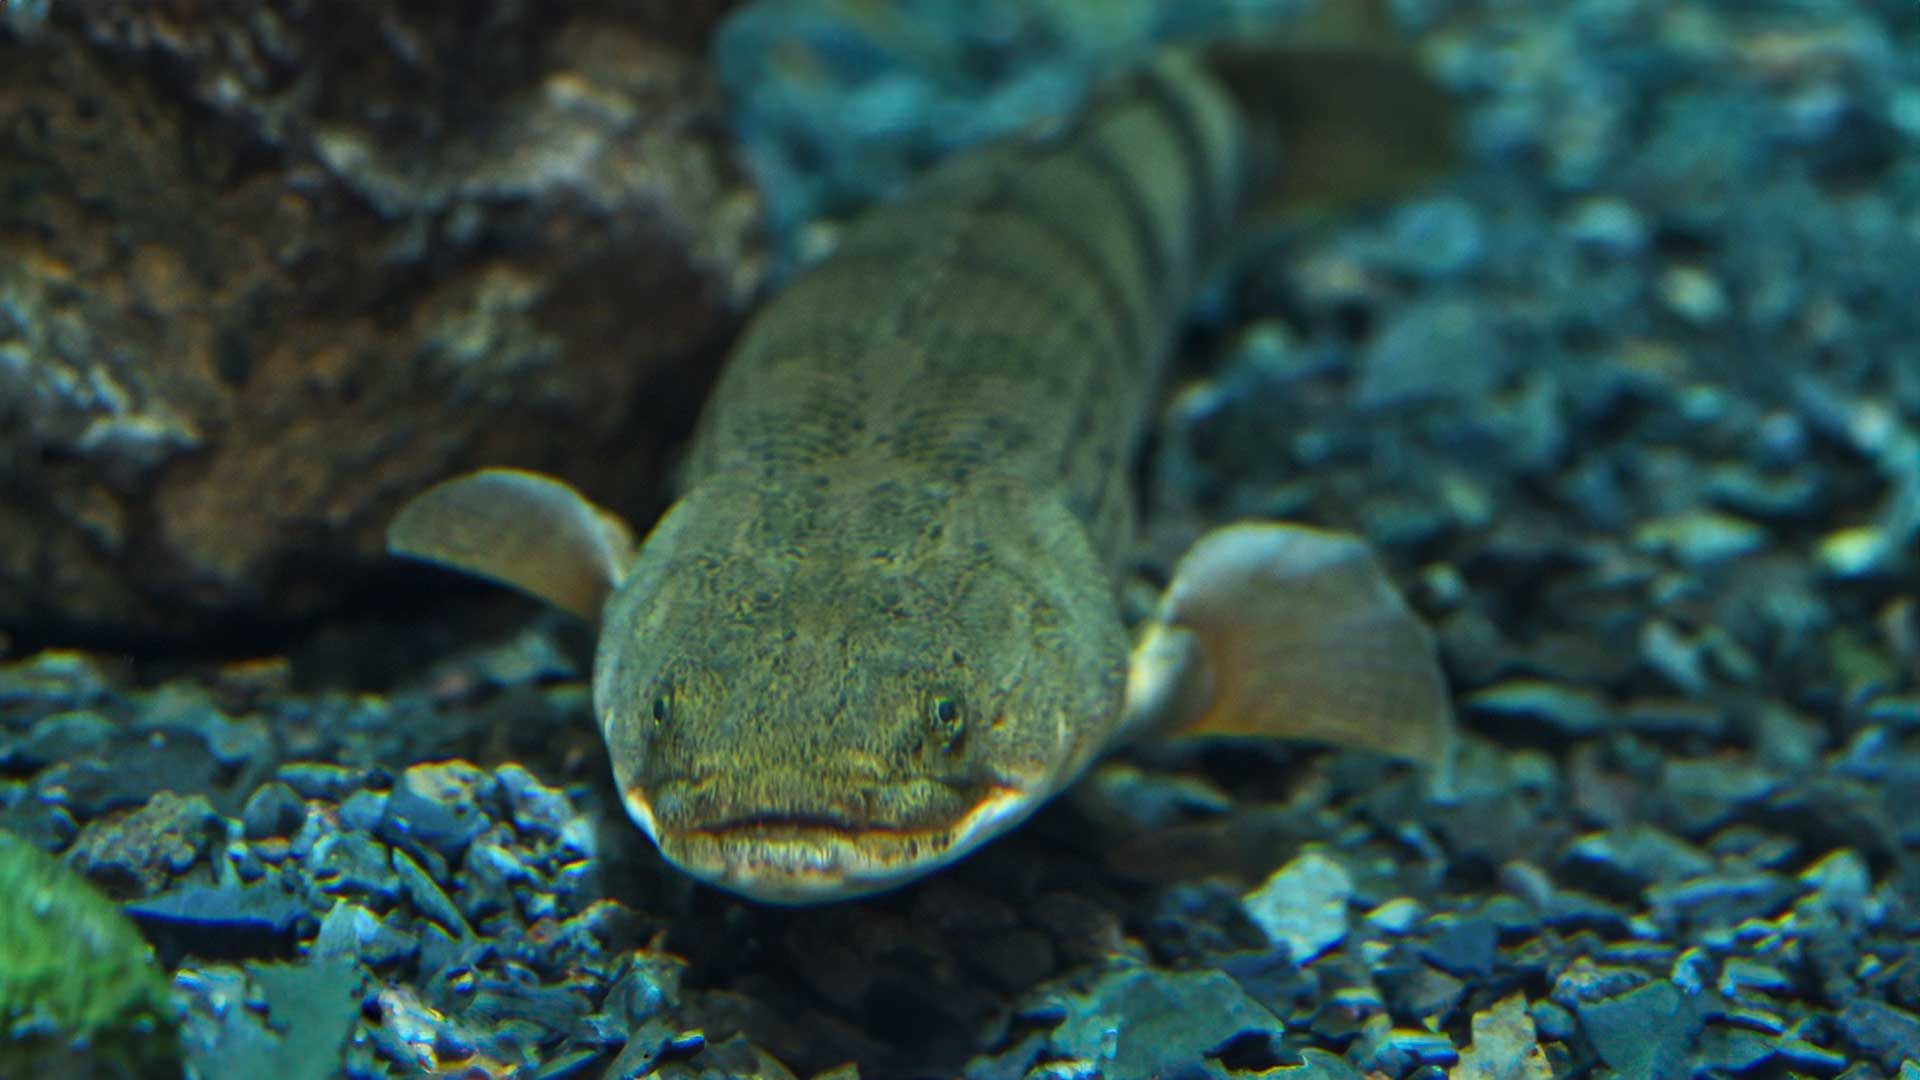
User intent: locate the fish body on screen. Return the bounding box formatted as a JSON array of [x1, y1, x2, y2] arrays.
[[608, 52, 1245, 898], [390, 44, 1455, 903]]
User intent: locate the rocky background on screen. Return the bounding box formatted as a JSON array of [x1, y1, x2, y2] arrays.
[[0, 0, 758, 644], [2, 0, 1919, 1078]]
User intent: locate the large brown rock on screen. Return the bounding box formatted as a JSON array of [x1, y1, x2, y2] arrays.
[[0, 1, 760, 642]]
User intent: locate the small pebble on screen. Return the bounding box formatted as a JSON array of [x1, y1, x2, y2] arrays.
[[1640, 620, 1711, 694], [1694, 1024, 1778, 1074], [1371, 196, 1486, 278], [379, 760, 493, 863], [1645, 871, 1799, 933], [1796, 848, 1873, 926], [241, 782, 307, 841], [1418, 912, 1497, 979], [1467, 679, 1612, 736], [1355, 298, 1510, 409], [391, 845, 473, 938], [66, 791, 220, 897], [1838, 1000, 1920, 1072], [1659, 265, 1728, 323], [1817, 525, 1896, 578], [1364, 898, 1422, 934], [1575, 981, 1701, 1079], [1564, 824, 1715, 888], [1633, 510, 1768, 567], [1241, 851, 1353, 964], [276, 762, 360, 801], [1564, 197, 1648, 256], [1453, 994, 1550, 1080], [1620, 699, 1727, 738], [339, 789, 388, 834]]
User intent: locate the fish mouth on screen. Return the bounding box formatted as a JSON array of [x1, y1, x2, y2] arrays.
[[620, 783, 1038, 904]]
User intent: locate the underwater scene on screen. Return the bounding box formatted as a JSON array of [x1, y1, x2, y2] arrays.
[[2, 0, 1918, 1077]]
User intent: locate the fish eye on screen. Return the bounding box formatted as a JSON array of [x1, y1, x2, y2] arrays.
[[651, 688, 672, 725], [930, 695, 966, 755]]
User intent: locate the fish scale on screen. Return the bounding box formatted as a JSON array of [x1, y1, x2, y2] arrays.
[[684, 53, 1249, 560]]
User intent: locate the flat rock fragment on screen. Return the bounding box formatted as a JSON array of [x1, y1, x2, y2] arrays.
[[1242, 851, 1354, 964], [125, 883, 316, 964], [1837, 1000, 1920, 1073], [1644, 871, 1801, 934], [65, 790, 221, 898], [1419, 911, 1500, 980], [974, 965, 1286, 1080], [379, 760, 493, 863], [1561, 824, 1715, 892], [1466, 679, 1613, 736], [1450, 994, 1550, 1080], [1573, 980, 1702, 1080]]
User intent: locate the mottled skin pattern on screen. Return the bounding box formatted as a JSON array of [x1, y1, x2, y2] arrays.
[[596, 53, 1250, 900]]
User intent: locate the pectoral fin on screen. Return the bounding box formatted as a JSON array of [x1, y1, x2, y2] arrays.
[[1123, 522, 1456, 793], [386, 468, 635, 621]]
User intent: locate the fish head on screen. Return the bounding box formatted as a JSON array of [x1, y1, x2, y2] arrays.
[[594, 469, 1127, 903]]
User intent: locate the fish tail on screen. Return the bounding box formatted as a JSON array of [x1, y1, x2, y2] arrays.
[[1202, 18, 1460, 216], [1038, 24, 1459, 311]]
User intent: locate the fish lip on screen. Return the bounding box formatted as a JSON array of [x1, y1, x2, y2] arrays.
[[644, 773, 989, 837], [691, 807, 883, 834], [684, 812, 912, 837], [625, 784, 1041, 903]]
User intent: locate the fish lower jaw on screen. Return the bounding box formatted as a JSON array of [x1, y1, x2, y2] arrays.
[[665, 827, 944, 904], [622, 785, 1039, 904]]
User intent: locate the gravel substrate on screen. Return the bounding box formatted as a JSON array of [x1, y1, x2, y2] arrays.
[[3, 0, 1918, 1077]]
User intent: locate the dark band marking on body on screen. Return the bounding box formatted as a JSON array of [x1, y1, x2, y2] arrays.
[[927, 242, 1131, 370], [984, 184, 1152, 381], [1069, 135, 1176, 325], [1135, 65, 1230, 257]]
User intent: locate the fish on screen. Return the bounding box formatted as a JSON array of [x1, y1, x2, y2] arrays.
[[387, 37, 1459, 904]]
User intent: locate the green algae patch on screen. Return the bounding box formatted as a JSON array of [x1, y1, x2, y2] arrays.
[[0, 829, 180, 1078]]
